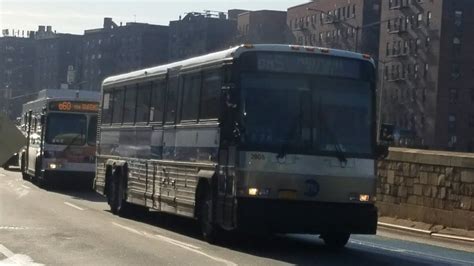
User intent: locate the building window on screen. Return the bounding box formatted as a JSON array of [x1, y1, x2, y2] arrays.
[[454, 11, 463, 27], [453, 37, 462, 55], [414, 64, 419, 79], [448, 114, 456, 132], [417, 13, 423, 27], [449, 88, 458, 104], [426, 11, 432, 26], [425, 36, 431, 49], [386, 42, 390, 56], [403, 40, 409, 54], [424, 63, 429, 79], [352, 5, 356, 17], [451, 64, 461, 80]]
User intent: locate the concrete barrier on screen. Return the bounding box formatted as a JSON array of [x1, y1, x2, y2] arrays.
[[377, 148, 474, 230]]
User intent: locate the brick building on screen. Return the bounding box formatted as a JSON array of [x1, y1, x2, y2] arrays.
[[234, 10, 289, 44], [287, 0, 381, 59], [168, 11, 237, 61], [33, 26, 82, 91], [379, 0, 474, 152], [80, 18, 169, 91], [0, 32, 36, 119]]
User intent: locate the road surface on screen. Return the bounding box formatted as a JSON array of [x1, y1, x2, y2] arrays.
[[1, 168, 473, 265]]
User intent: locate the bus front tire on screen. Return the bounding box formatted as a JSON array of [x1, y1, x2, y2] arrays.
[[321, 233, 350, 249]]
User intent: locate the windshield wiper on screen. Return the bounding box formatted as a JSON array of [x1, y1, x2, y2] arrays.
[[277, 114, 301, 159], [319, 110, 347, 165], [63, 129, 84, 152]]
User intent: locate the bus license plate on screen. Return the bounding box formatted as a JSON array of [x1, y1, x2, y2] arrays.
[[278, 190, 297, 200]]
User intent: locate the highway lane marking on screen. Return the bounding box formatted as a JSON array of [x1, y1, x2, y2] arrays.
[[350, 239, 474, 265], [0, 173, 5, 177], [64, 202, 85, 211], [112, 222, 237, 266], [0, 244, 43, 266], [21, 185, 30, 190]]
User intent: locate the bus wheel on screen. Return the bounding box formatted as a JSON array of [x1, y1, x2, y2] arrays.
[[321, 233, 350, 249], [108, 169, 132, 216], [198, 186, 220, 243], [20, 155, 29, 181]]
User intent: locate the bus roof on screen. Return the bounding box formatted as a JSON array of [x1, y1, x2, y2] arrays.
[[102, 44, 375, 87], [23, 89, 100, 114]]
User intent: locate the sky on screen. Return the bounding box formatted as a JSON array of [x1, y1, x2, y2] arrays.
[[0, 0, 306, 35]]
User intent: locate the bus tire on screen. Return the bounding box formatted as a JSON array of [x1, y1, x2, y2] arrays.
[[20, 154, 29, 181], [197, 184, 221, 244], [108, 167, 132, 216], [321, 233, 350, 249]]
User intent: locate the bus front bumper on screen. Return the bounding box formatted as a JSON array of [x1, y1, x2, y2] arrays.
[[236, 198, 377, 235], [42, 170, 95, 184]]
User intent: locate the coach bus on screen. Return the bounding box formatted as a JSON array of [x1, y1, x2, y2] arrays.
[[20, 89, 100, 188], [95, 44, 389, 248]]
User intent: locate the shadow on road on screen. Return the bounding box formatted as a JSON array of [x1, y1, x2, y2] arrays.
[[118, 210, 434, 266]]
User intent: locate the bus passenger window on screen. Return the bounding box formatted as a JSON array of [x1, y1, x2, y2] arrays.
[[181, 73, 201, 122], [102, 92, 113, 124], [136, 82, 152, 123], [151, 80, 165, 123], [165, 77, 178, 123], [112, 89, 125, 124], [123, 85, 137, 123], [200, 69, 221, 120]]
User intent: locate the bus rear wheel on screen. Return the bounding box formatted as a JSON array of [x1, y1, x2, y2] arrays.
[[108, 169, 132, 216], [321, 233, 350, 249]]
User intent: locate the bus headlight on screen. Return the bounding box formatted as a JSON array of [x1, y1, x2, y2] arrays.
[[248, 188, 258, 196], [248, 187, 270, 197], [359, 194, 370, 202], [48, 163, 62, 170]]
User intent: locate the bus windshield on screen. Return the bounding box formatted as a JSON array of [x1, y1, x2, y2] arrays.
[[240, 72, 373, 157], [46, 113, 87, 146]]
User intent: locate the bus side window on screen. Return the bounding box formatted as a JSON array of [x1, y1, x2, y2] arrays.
[[123, 85, 137, 123], [136, 82, 152, 123], [165, 76, 179, 124], [112, 88, 125, 124], [151, 79, 165, 123], [101, 91, 113, 124], [200, 69, 221, 120], [180, 72, 201, 123]]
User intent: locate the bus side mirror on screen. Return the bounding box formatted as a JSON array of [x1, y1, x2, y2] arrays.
[[222, 84, 237, 109], [40, 115, 46, 125]]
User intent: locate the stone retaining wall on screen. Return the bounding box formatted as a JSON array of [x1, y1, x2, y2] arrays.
[[377, 148, 474, 230]]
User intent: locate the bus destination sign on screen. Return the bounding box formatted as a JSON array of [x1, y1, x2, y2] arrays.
[[49, 101, 99, 113], [256, 53, 362, 79]]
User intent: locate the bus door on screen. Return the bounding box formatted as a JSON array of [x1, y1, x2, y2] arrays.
[[160, 68, 180, 213]]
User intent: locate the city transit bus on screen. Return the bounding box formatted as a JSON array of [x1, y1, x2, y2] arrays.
[[95, 44, 387, 248], [20, 89, 100, 188]]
